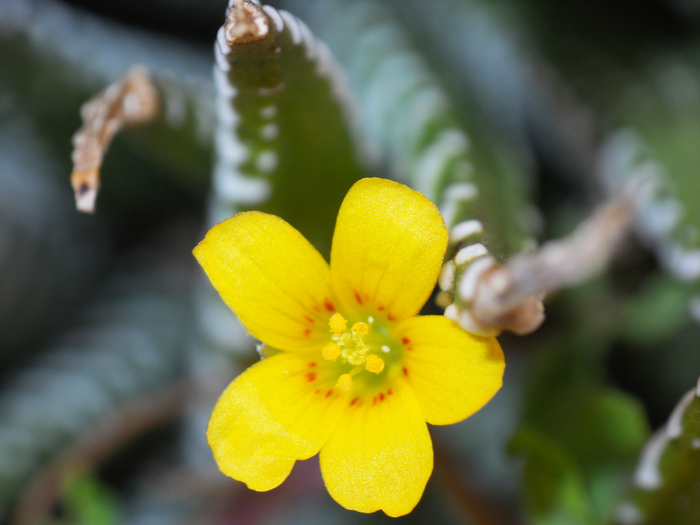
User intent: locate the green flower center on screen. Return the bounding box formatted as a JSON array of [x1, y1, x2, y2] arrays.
[[322, 313, 401, 392]]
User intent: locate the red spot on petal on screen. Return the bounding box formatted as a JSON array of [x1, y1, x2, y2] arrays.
[[324, 299, 335, 312], [315, 388, 321, 394], [372, 396, 378, 406], [325, 390, 333, 398], [378, 305, 385, 311], [402, 337, 410, 344], [303, 315, 315, 323], [407, 347, 413, 352], [354, 290, 363, 304], [350, 397, 358, 406], [388, 313, 395, 321], [304, 328, 312, 337], [387, 388, 393, 395], [379, 393, 385, 401], [403, 367, 409, 377], [309, 362, 317, 368], [312, 305, 321, 313], [305, 373, 316, 382]]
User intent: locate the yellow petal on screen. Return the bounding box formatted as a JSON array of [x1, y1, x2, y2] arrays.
[[319, 380, 433, 516], [194, 212, 338, 353], [330, 178, 448, 321], [208, 353, 347, 491], [398, 316, 505, 425]]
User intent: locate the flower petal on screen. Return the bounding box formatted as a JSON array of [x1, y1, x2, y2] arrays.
[[330, 178, 448, 321], [398, 316, 505, 425], [208, 353, 347, 491], [194, 212, 338, 353], [319, 380, 433, 517]]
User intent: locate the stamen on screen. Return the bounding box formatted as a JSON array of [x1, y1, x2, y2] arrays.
[[337, 374, 352, 391], [329, 313, 347, 335], [322, 342, 341, 361], [365, 354, 385, 374], [352, 322, 369, 335]]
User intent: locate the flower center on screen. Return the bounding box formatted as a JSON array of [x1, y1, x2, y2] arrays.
[[321, 313, 392, 391]]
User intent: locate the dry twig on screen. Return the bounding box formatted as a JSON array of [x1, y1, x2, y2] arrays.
[[70, 66, 159, 213], [447, 185, 643, 336]]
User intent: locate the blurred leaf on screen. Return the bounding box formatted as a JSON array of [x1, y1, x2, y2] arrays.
[[54, 472, 121, 525], [512, 328, 650, 524], [0, 102, 108, 362], [284, 0, 534, 258], [0, 0, 215, 200], [619, 275, 692, 346], [614, 381, 700, 525], [510, 426, 593, 525], [0, 256, 193, 517]]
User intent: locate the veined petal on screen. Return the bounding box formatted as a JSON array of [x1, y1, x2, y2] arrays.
[[398, 316, 504, 425], [330, 178, 448, 321], [194, 212, 338, 353], [319, 380, 433, 517], [208, 353, 347, 491]]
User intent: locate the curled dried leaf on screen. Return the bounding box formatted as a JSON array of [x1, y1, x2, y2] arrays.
[[70, 66, 159, 213], [446, 184, 643, 336]]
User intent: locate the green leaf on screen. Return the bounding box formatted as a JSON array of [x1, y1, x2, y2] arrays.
[[512, 332, 650, 524], [285, 0, 534, 257], [210, 3, 368, 257], [510, 426, 594, 525], [54, 472, 121, 525], [613, 380, 700, 525], [0, 103, 108, 362], [0, 262, 191, 517], [619, 275, 692, 347]]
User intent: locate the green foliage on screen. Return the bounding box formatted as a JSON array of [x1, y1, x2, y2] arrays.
[[211, 5, 368, 256], [0, 105, 107, 362], [511, 322, 650, 524], [2, 0, 700, 523], [53, 472, 121, 525], [284, 0, 533, 257], [614, 382, 700, 525], [0, 0, 215, 202], [0, 263, 191, 517], [619, 275, 692, 347]]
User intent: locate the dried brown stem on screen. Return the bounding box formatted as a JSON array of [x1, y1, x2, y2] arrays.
[[70, 66, 159, 213], [457, 194, 636, 336], [11, 380, 191, 525]]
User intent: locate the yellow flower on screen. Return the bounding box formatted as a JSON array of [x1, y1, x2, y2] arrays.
[[193, 178, 505, 516]]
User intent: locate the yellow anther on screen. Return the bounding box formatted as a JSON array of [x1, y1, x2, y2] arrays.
[[365, 354, 385, 374], [329, 313, 347, 335], [322, 342, 341, 361], [337, 374, 352, 391], [352, 322, 369, 335]]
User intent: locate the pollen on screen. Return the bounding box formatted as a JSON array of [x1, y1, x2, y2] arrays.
[[365, 354, 385, 374], [352, 322, 369, 335], [322, 342, 342, 361], [329, 313, 347, 335], [337, 374, 352, 391]]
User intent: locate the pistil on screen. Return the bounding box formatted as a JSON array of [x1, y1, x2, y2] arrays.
[[322, 313, 386, 391]]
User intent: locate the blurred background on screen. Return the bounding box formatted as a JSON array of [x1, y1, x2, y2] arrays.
[[1, 0, 700, 523]]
